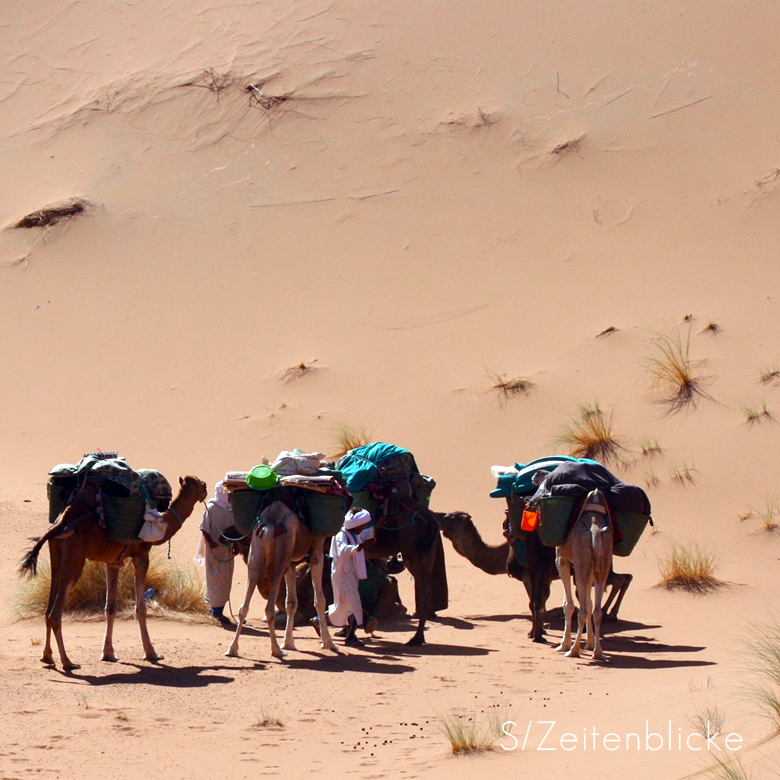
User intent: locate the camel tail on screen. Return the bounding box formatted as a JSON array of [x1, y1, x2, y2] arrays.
[[19, 527, 57, 577], [258, 525, 275, 598]]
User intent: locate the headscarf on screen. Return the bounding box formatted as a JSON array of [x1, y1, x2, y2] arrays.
[[212, 480, 229, 509], [343, 508, 371, 530]]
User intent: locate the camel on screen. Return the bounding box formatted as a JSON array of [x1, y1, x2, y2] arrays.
[[364, 499, 442, 645], [226, 500, 337, 659], [437, 510, 631, 642], [555, 489, 613, 660], [20, 475, 208, 671]]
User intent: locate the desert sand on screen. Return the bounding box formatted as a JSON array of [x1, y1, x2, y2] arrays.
[[2, 0, 780, 777]]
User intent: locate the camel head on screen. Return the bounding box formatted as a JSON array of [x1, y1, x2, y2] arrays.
[[437, 511, 473, 539], [178, 475, 208, 503]]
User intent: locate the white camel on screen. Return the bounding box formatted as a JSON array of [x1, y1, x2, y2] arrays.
[[555, 489, 614, 661], [226, 500, 337, 659]]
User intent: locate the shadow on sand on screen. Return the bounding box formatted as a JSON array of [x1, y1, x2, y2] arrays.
[[51, 661, 243, 687]]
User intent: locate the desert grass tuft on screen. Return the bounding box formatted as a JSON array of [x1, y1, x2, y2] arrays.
[[670, 461, 697, 486], [486, 370, 534, 405], [554, 403, 627, 467], [435, 709, 496, 756], [277, 359, 319, 383], [658, 542, 722, 594], [759, 365, 780, 385], [14, 550, 207, 620], [741, 402, 773, 425], [707, 753, 751, 780], [740, 495, 780, 533], [689, 703, 726, 737], [645, 472, 660, 491], [252, 710, 284, 729], [646, 328, 715, 414], [14, 198, 89, 229], [702, 320, 722, 335], [330, 422, 373, 460], [743, 618, 780, 732], [639, 437, 663, 459]]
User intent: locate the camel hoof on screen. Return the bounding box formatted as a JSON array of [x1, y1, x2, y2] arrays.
[[406, 635, 425, 647], [101, 654, 119, 663], [565, 648, 580, 658], [272, 650, 287, 659], [63, 662, 81, 671], [40, 655, 55, 666], [325, 642, 340, 653], [145, 653, 163, 663], [282, 642, 298, 652], [593, 652, 607, 662], [532, 634, 547, 644], [225, 647, 239, 658], [554, 644, 568, 653]]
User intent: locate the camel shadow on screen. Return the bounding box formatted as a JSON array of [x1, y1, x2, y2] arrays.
[[465, 613, 525, 623], [53, 661, 244, 687], [599, 654, 716, 670], [427, 615, 475, 630], [366, 641, 494, 658], [281, 653, 416, 675]]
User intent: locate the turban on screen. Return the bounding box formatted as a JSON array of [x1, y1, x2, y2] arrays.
[[344, 509, 371, 530]]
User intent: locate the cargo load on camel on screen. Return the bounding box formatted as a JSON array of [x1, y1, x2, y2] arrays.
[[491, 456, 652, 560], [225, 451, 352, 538], [47, 452, 173, 543]]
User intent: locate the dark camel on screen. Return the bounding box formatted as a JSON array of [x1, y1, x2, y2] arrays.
[[436, 511, 631, 642], [20, 475, 208, 670], [365, 499, 442, 645]]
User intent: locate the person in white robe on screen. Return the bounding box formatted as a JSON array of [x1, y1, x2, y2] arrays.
[[325, 507, 375, 646], [195, 480, 236, 625]]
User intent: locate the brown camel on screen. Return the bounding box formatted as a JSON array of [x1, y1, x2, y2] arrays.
[[436, 511, 631, 642], [556, 490, 613, 661], [20, 475, 208, 671], [226, 499, 337, 659]]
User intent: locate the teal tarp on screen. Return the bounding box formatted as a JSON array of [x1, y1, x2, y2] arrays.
[[336, 442, 412, 492], [490, 456, 602, 499]]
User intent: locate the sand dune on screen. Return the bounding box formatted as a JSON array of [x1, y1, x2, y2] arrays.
[[2, 0, 780, 777]]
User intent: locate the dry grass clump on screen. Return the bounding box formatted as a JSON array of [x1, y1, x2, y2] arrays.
[[739, 495, 780, 533], [639, 438, 663, 459], [707, 753, 750, 780], [702, 320, 722, 335], [554, 403, 627, 467], [435, 709, 499, 756], [330, 423, 373, 460], [277, 359, 319, 383], [646, 329, 715, 414], [645, 472, 660, 491], [486, 370, 534, 405], [670, 461, 697, 486], [14, 198, 89, 229], [15, 551, 206, 620], [741, 401, 773, 425], [759, 365, 780, 384], [743, 618, 780, 732], [689, 703, 726, 737], [658, 542, 722, 594], [251, 710, 284, 729]]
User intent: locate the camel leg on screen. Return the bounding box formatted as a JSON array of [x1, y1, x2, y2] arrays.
[[133, 554, 161, 662], [226, 549, 261, 658], [281, 565, 298, 652], [404, 552, 433, 646], [41, 540, 63, 666], [266, 568, 287, 659], [592, 576, 607, 661], [101, 564, 121, 662], [569, 570, 592, 658], [47, 556, 85, 671], [555, 556, 575, 653], [604, 572, 632, 620], [309, 539, 337, 652]]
